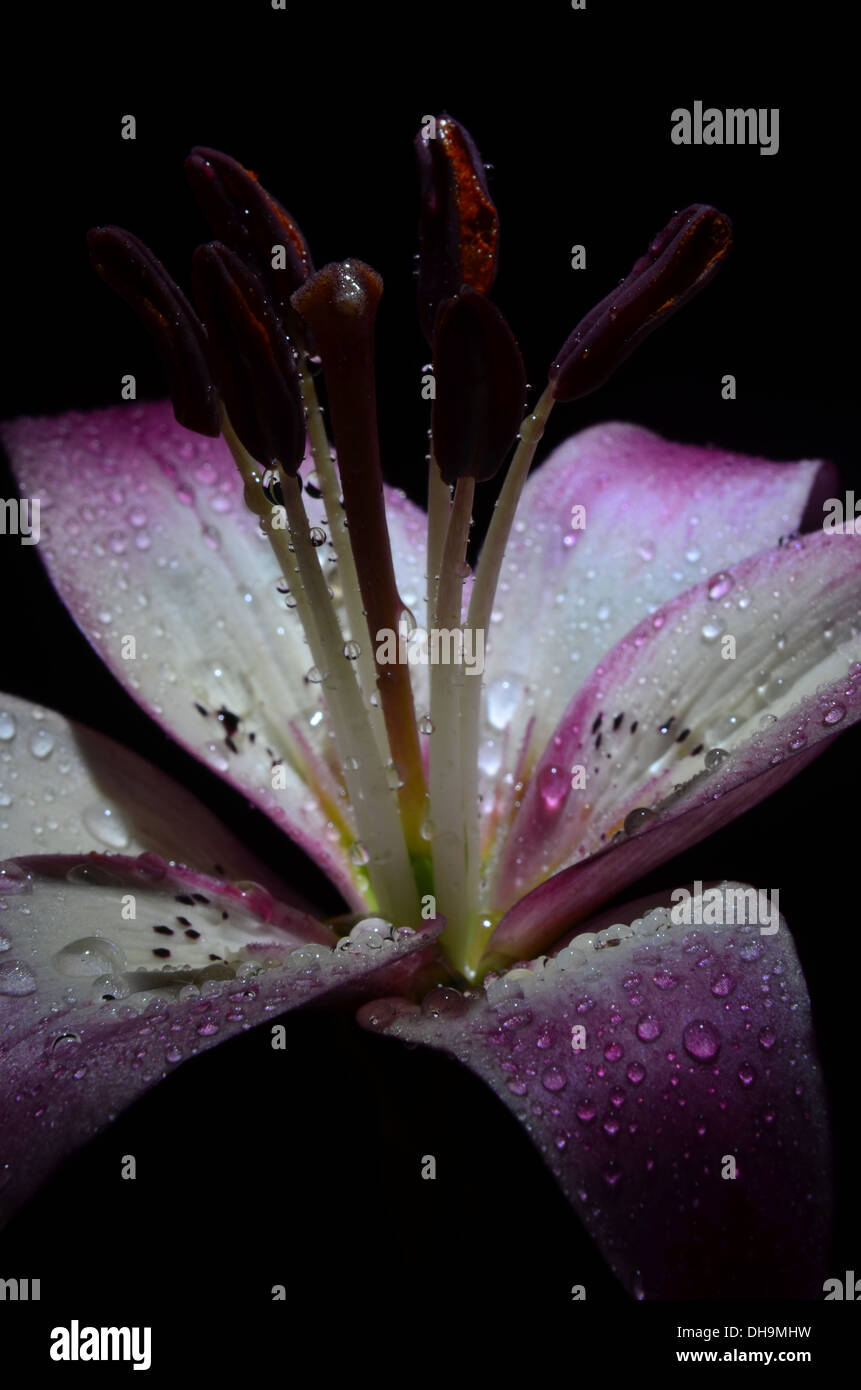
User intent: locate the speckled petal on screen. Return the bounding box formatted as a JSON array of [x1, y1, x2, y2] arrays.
[[360, 883, 830, 1299], [0, 692, 307, 908], [477, 422, 835, 806], [0, 851, 440, 1227], [1, 402, 431, 907], [490, 529, 861, 938]]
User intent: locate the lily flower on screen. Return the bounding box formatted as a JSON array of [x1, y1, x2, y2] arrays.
[[1, 117, 858, 1300]]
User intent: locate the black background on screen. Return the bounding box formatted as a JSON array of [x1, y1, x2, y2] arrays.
[[1, 0, 857, 1370]]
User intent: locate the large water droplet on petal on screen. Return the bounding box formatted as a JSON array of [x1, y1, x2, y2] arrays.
[[52, 936, 126, 978], [682, 1019, 721, 1060], [82, 803, 131, 849]]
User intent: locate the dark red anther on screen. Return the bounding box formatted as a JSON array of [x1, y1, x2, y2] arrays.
[[192, 242, 305, 474], [186, 147, 313, 340], [432, 288, 526, 486], [415, 114, 500, 342], [550, 204, 733, 402], [87, 226, 219, 436]]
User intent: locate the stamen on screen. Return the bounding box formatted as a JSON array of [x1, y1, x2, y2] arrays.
[[219, 409, 420, 925], [191, 242, 305, 475], [87, 226, 219, 436], [296, 357, 389, 761], [432, 288, 526, 485], [550, 204, 733, 401], [292, 260, 428, 848], [415, 114, 500, 341], [428, 476, 475, 946], [185, 146, 313, 342]]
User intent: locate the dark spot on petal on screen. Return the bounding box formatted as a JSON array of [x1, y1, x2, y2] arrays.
[[592, 713, 603, 734], [217, 706, 240, 736], [630, 721, 639, 734], [676, 728, 690, 742], [177, 916, 192, 927], [612, 712, 624, 731], [153, 924, 174, 936], [195, 703, 209, 717], [185, 928, 201, 939], [175, 894, 195, 905], [153, 947, 171, 958], [691, 743, 704, 756]]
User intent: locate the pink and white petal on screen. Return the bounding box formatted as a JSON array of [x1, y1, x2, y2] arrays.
[[0, 692, 310, 908], [490, 529, 861, 931], [0, 851, 440, 1227], [478, 422, 835, 803], [360, 883, 830, 1299], [2, 403, 429, 907]]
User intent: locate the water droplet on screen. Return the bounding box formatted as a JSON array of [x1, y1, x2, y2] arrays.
[[636, 1014, 663, 1042], [624, 807, 656, 836], [82, 803, 131, 849], [0, 960, 37, 995], [52, 936, 126, 978], [682, 1020, 721, 1060], [418, 714, 435, 735], [343, 640, 361, 660], [0, 711, 17, 741], [758, 1026, 776, 1050], [739, 939, 765, 962], [486, 677, 521, 731], [704, 747, 729, 772], [29, 728, 55, 760], [637, 540, 656, 562], [626, 1061, 646, 1085], [92, 973, 130, 1000], [737, 1062, 757, 1086], [575, 1100, 596, 1123], [822, 703, 846, 726], [604, 1040, 624, 1062], [384, 762, 404, 790], [65, 862, 122, 886], [538, 764, 568, 813], [419, 817, 436, 841], [541, 1065, 568, 1092], [348, 841, 371, 867], [309, 526, 327, 547], [652, 967, 678, 990], [700, 618, 724, 643], [710, 971, 736, 997], [422, 986, 468, 1018], [707, 572, 734, 600], [306, 666, 326, 684]]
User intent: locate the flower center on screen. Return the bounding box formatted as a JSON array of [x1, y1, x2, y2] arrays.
[[88, 123, 731, 983]]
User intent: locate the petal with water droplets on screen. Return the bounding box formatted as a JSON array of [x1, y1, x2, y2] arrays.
[[1, 403, 431, 907], [478, 422, 836, 801], [0, 851, 440, 1227], [360, 883, 830, 1299], [490, 529, 861, 954], [0, 692, 309, 908]]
